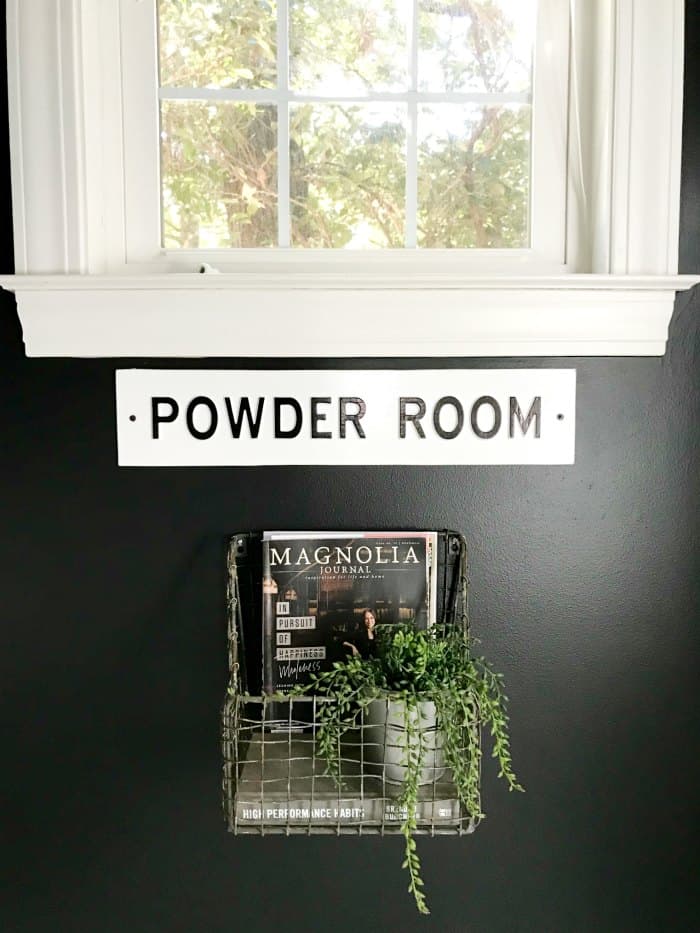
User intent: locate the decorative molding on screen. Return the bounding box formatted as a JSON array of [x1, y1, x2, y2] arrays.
[[6, 0, 124, 274], [566, 0, 685, 276], [1, 275, 696, 358], [608, 0, 685, 275]]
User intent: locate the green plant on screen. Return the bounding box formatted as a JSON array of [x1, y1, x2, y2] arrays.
[[296, 624, 523, 915]]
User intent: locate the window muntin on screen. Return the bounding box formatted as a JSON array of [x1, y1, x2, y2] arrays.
[[156, 0, 538, 251]]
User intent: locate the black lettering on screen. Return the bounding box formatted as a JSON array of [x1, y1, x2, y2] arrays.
[[471, 396, 501, 439], [509, 397, 541, 438], [274, 397, 302, 439], [311, 397, 332, 439], [224, 397, 265, 438], [151, 397, 179, 440], [339, 397, 366, 439], [400, 397, 427, 438], [186, 396, 218, 440], [433, 396, 464, 439]]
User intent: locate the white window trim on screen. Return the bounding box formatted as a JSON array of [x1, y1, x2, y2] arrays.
[[0, 0, 697, 358]]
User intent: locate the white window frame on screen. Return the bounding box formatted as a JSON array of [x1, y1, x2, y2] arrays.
[[0, 0, 696, 358], [122, 0, 568, 269]]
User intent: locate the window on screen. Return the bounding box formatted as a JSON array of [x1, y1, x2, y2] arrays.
[[122, 0, 568, 268], [154, 1, 543, 251], [1, 0, 690, 357]]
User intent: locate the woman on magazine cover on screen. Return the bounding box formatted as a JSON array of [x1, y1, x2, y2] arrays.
[[343, 608, 378, 659]]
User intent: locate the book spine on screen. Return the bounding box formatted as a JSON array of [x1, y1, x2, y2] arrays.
[[235, 798, 461, 827], [262, 538, 274, 695]]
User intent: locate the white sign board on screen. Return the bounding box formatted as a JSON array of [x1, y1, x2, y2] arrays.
[[115, 369, 576, 466]]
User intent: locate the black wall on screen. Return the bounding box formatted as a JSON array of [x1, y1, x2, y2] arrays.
[[2, 10, 698, 933]]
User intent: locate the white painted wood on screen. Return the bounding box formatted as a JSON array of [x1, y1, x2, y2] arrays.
[[565, 0, 685, 277], [5, 0, 574, 273], [6, 0, 125, 274], [5, 0, 27, 272], [7, 0, 79, 272], [79, 0, 127, 273], [124, 248, 569, 275], [1, 1, 689, 360], [3, 273, 691, 292], [157, 88, 533, 104], [566, 0, 616, 273], [120, 0, 161, 263], [2, 275, 695, 358], [531, 0, 569, 264], [608, 0, 685, 275], [4, 1, 685, 274], [405, 0, 419, 249], [5, 1, 685, 275], [276, 0, 290, 248]]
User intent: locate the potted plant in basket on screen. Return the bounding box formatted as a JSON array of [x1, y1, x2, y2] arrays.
[[298, 623, 523, 915]]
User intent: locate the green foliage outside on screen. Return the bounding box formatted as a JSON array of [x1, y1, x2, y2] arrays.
[[159, 0, 532, 249]]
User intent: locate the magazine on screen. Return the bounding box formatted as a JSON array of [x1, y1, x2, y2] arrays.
[[262, 531, 438, 695]]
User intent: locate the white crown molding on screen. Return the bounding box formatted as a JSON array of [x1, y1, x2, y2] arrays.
[[1, 275, 696, 358]]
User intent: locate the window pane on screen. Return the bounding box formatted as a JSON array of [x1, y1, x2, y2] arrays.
[[418, 104, 530, 248], [160, 101, 277, 248], [290, 0, 409, 93], [419, 0, 536, 93], [158, 1, 277, 89], [290, 104, 406, 248]]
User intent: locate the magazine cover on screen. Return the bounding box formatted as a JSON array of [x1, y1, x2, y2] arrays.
[[262, 531, 438, 694]]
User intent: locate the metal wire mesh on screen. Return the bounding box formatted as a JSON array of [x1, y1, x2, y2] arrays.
[[222, 532, 481, 836]]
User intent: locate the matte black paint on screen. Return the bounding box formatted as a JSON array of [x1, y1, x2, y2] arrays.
[[680, 0, 700, 273], [1, 7, 699, 932]]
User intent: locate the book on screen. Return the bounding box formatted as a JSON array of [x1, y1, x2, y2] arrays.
[[261, 531, 438, 695], [232, 733, 464, 830]]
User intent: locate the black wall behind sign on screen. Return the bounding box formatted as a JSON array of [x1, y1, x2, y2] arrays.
[[1, 8, 698, 931]]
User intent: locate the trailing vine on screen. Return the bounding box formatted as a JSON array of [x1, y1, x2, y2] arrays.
[[398, 697, 428, 914], [295, 624, 523, 914]]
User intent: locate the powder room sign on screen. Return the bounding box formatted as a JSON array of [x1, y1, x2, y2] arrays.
[[115, 369, 576, 466]]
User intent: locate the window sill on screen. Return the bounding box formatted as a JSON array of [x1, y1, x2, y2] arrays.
[[0, 273, 696, 358]]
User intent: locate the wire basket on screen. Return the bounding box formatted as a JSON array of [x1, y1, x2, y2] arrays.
[[222, 533, 482, 837]]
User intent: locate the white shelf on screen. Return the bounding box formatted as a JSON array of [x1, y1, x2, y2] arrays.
[[1, 274, 697, 358]]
